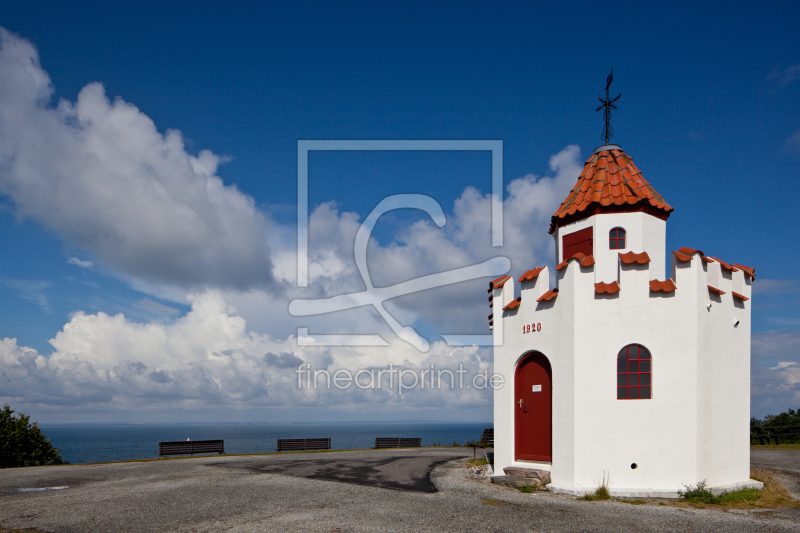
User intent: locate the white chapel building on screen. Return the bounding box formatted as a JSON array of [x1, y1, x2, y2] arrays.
[[489, 143, 761, 497]]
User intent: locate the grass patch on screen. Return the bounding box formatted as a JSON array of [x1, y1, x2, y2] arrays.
[[751, 444, 800, 451], [519, 486, 534, 493], [467, 458, 488, 467], [675, 469, 800, 510], [616, 498, 647, 505], [579, 472, 611, 501], [482, 499, 509, 506]]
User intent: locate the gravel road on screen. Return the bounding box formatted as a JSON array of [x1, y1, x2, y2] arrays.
[[0, 448, 798, 532]]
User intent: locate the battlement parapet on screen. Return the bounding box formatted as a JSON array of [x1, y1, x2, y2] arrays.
[[490, 246, 754, 324]]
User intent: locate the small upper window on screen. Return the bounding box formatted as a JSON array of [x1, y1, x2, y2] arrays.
[[609, 228, 626, 250], [617, 344, 651, 400]]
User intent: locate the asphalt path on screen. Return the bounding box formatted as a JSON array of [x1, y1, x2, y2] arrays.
[[0, 448, 798, 532]]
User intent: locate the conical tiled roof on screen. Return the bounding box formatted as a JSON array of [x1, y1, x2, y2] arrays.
[[549, 145, 673, 234]]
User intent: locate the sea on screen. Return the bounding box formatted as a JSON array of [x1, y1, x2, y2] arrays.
[[40, 422, 491, 465]]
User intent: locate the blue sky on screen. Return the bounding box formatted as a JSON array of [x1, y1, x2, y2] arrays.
[[0, 1, 798, 423]]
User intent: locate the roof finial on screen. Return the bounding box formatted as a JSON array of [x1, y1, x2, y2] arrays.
[[596, 68, 621, 145]]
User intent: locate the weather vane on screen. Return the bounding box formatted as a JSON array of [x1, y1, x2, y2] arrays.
[[596, 68, 621, 145]]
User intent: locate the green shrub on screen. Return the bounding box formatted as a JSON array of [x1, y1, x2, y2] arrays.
[[679, 480, 718, 503], [0, 405, 66, 468]]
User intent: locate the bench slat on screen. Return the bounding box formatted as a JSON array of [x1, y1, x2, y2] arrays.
[[374, 437, 422, 449], [276, 438, 331, 452], [159, 440, 224, 456]]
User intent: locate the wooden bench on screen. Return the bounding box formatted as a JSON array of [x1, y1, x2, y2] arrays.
[[374, 437, 422, 449], [751, 426, 800, 445], [470, 428, 493, 458], [159, 439, 224, 456], [276, 438, 331, 452]]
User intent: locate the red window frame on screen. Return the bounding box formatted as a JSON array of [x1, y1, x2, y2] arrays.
[[609, 227, 626, 250], [617, 344, 651, 400]]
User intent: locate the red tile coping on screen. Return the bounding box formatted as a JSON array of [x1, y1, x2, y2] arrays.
[[619, 251, 651, 265], [709, 256, 739, 272], [732, 291, 749, 301], [488, 274, 511, 292], [549, 147, 673, 234], [556, 253, 595, 271], [677, 249, 754, 279], [503, 297, 522, 311], [673, 249, 692, 262], [734, 264, 756, 279], [595, 281, 621, 294], [488, 313, 493, 320], [678, 247, 704, 257], [537, 288, 559, 302], [519, 267, 545, 282], [649, 279, 677, 292], [707, 285, 726, 295]]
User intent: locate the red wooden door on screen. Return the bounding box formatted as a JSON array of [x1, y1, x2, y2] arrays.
[[562, 227, 593, 259], [515, 353, 552, 461]]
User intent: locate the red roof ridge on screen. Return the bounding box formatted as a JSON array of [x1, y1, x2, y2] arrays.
[[536, 288, 559, 302], [619, 251, 651, 265], [519, 267, 545, 282], [503, 297, 522, 311], [595, 281, 621, 294], [649, 279, 677, 293], [488, 274, 511, 292], [556, 253, 595, 271], [549, 147, 673, 234]]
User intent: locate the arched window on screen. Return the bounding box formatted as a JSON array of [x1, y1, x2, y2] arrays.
[[609, 227, 626, 250], [617, 344, 651, 399]]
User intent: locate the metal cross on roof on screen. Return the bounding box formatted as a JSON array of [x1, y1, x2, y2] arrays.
[[596, 68, 621, 145]]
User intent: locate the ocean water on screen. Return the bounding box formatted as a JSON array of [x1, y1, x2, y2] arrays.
[[40, 422, 491, 465]]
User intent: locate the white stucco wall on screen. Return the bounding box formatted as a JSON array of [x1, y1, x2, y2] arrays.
[[555, 212, 667, 283], [492, 216, 755, 497]]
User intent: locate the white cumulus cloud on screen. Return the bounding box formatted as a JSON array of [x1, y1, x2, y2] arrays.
[[0, 28, 274, 291]]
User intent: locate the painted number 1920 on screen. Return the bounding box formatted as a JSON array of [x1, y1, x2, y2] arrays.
[[523, 323, 542, 334]]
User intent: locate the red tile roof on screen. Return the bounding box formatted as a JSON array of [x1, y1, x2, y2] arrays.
[[619, 251, 651, 265], [707, 285, 726, 295], [556, 253, 595, 271], [519, 267, 545, 282], [595, 281, 621, 294], [537, 288, 559, 302], [550, 147, 673, 234], [503, 297, 522, 311], [732, 291, 749, 301], [650, 279, 677, 292], [488, 274, 511, 293]]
